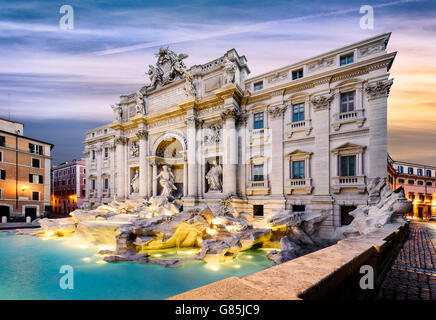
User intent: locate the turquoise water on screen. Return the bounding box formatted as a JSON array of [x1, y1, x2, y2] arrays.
[[0, 232, 274, 300]]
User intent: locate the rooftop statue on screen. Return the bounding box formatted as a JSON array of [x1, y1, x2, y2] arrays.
[[146, 47, 189, 89]]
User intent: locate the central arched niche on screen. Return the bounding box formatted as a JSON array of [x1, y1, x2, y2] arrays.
[[155, 137, 184, 198]]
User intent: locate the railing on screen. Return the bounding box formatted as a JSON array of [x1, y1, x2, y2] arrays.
[[248, 180, 268, 188], [332, 176, 365, 193], [332, 109, 365, 130], [285, 178, 312, 194], [286, 120, 312, 137]]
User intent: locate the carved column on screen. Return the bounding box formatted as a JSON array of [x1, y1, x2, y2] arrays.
[[365, 79, 393, 181], [109, 144, 116, 197], [148, 161, 153, 197], [115, 136, 127, 199], [183, 154, 188, 197], [95, 146, 102, 200], [152, 161, 158, 197], [221, 108, 239, 195], [186, 116, 200, 198], [267, 104, 287, 197], [310, 93, 335, 225], [137, 129, 148, 198]]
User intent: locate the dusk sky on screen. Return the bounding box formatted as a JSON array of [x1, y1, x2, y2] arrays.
[[0, 0, 435, 165]]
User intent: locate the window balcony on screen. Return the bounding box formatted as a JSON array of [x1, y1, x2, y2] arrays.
[[332, 176, 366, 194], [285, 178, 313, 195], [286, 119, 312, 138], [332, 109, 365, 131], [246, 180, 270, 196]]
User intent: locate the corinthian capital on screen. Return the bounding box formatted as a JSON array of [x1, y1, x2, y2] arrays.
[[185, 116, 202, 129], [136, 129, 148, 140], [220, 107, 240, 121], [114, 136, 128, 145], [267, 104, 287, 119], [311, 93, 334, 111], [365, 79, 394, 100]]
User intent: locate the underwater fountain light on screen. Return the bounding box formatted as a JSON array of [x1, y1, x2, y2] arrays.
[[82, 257, 91, 262]]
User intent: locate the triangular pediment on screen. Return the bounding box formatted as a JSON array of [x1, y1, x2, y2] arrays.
[[332, 142, 366, 152], [287, 149, 312, 156]]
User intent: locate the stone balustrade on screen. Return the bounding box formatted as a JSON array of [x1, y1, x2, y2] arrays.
[[169, 221, 409, 300], [332, 175, 366, 193]]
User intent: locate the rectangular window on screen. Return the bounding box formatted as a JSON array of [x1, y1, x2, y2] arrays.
[[253, 112, 264, 130], [408, 180, 415, 185], [340, 155, 356, 177], [417, 181, 424, 186], [32, 191, 39, 201], [29, 174, 43, 184], [417, 169, 423, 176], [253, 81, 263, 91], [426, 170, 432, 177], [31, 158, 40, 168], [91, 180, 96, 190], [398, 178, 404, 183], [292, 161, 305, 179], [0, 151, 2, 162], [92, 150, 96, 160], [0, 188, 2, 199], [292, 103, 305, 122], [0, 136, 5, 147], [426, 182, 432, 186], [292, 69, 303, 80], [82, 189, 86, 196], [29, 143, 43, 155], [340, 53, 354, 66], [0, 169, 6, 180], [253, 205, 264, 217], [104, 178, 109, 190], [292, 205, 305, 212], [398, 166, 404, 174], [408, 167, 414, 175], [253, 164, 264, 181], [340, 92, 355, 113], [104, 147, 109, 158]]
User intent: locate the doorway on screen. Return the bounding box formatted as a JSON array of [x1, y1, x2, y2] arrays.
[[24, 207, 37, 221], [253, 205, 264, 217], [340, 205, 357, 226], [0, 205, 10, 221]]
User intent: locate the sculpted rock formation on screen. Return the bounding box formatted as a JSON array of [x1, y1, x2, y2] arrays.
[[333, 177, 412, 239], [33, 176, 411, 267]]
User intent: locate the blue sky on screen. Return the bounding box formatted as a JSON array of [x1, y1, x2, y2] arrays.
[[0, 0, 435, 164]]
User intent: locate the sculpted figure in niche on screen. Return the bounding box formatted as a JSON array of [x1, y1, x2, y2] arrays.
[[130, 169, 139, 194], [157, 165, 177, 197], [206, 161, 222, 191]]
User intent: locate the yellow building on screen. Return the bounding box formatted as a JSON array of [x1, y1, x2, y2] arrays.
[[0, 118, 53, 221]]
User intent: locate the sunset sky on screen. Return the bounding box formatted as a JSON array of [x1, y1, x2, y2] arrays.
[[0, 0, 435, 165]]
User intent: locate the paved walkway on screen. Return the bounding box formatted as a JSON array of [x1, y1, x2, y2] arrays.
[[0, 222, 40, 230], [375, 222, 436, 300]]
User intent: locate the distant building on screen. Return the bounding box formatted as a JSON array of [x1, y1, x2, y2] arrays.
[[387, 154, 436, 219], [51, 158, 86, 215], [0, 118, 53, 221]]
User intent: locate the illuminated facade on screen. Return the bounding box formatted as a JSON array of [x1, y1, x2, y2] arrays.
[[0, 118, 53, 221], [84, 33, 396, 234], [387, 154, 436, 219], [51, 158, 86, 215]]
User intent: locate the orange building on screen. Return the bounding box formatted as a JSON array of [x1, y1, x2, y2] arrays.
[[0, 118, 53, 222], [387, 154, 436, 220]]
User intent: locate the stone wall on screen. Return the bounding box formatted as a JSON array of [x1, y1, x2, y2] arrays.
[[169, 220, 409, 300]]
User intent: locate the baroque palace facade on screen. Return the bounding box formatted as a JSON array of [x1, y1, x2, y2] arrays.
[[83, 33, 396, 233]]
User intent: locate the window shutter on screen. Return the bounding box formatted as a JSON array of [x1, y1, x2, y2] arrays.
[[29, 174, 33, 183], [39, 175, 43, 184], [29, 143, 33, 153]]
